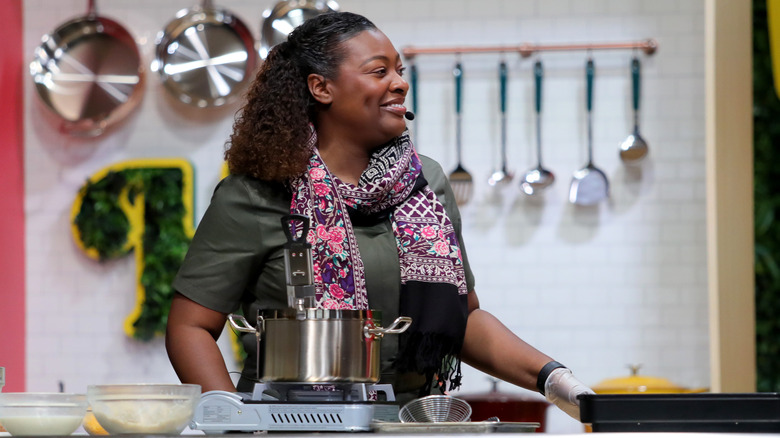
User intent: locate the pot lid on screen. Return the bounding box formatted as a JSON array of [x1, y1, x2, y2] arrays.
[[593, 365, 686, 393]]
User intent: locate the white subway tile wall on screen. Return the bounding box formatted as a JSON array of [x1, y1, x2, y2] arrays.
[[23, 0, 706, 432]]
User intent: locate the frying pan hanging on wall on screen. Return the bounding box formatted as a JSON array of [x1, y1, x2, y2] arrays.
[[152, 0, 258, 108], [259, 0, 339, 59], [30, 0, 145, 137]]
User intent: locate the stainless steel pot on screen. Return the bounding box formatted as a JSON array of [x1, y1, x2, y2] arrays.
[[258, 0, 339, 59], [29, 0, 144, 136], [152, 0, 258, 108], [230, 309, 410, 383]]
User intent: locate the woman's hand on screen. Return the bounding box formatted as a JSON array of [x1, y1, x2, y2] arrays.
[[543, 367, 595, 420], [166, 293, 236, 392]]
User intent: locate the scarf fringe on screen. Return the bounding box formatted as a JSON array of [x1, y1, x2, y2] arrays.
[[395, 331, 464, 395]]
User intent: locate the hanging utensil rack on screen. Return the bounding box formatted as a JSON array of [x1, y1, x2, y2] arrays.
[[402, 38, 658, 58]]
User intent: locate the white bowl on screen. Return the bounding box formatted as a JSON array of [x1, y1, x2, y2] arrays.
[[0, 393, 87, 436], [87, 384, 200, 435]]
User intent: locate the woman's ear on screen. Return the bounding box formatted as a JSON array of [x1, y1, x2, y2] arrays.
[[308, 74, 332, 105]]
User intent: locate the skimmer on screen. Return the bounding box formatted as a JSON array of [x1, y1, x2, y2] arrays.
[[448, 61, 473, 205]]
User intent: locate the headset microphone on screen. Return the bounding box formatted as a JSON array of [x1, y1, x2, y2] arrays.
[[404, 111, 415, 121]]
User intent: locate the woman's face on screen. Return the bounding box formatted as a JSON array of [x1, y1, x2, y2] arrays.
[[318, 29, 409, 148]]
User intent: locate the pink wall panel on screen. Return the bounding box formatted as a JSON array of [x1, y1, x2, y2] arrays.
[[0, 0, 26, 392]]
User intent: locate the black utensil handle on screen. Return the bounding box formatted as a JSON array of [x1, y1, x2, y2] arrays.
[[631, 57, 641, 111], [499, 61, 507, 114], [454, 62, 463, 115], [586, 58, 594, 112], [534, 60, 543, 114], [411, 63, 418, 115], [281, 214, 310, 245]]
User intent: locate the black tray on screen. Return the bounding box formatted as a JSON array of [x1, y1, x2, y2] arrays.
[[579, 393, 780, 433]]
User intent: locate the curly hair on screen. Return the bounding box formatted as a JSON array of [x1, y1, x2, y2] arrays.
[[225, 12, 377, 181]]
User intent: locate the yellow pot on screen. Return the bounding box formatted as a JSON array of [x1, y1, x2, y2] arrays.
[[593, 365, 708, 394]]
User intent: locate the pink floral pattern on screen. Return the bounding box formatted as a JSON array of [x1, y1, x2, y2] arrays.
[[313, 183, 330, 196], [420, 225, 437, 240], [290, 130, 468, 310], [433, 240, 450, 256], [329, 283, 345, 300]]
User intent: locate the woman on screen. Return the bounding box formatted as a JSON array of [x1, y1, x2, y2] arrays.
[[166, 11, 592, 420]]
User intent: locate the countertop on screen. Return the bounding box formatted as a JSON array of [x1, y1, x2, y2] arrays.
[[3, 431, 780, 437]]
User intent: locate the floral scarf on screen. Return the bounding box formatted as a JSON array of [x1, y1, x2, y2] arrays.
[[289, 130, 469, 392]]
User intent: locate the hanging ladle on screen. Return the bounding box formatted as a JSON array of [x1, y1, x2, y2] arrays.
[[521, 60, 555, 195], [619, 56, 649, 164], [488, 60, 512, 186]]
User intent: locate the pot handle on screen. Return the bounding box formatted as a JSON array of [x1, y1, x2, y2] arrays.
[[228, 314, 256, 333], [364, 316, 412, 338]]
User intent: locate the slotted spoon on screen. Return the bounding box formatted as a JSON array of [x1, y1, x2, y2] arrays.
[[569, 57, 609, 205], [449, 61, 473, 205]]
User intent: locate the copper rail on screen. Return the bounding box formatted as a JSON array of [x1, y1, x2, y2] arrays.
[[402, 38, 658, 59]]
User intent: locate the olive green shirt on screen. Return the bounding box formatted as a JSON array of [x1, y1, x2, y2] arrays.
[[173, 155, 475, 395]]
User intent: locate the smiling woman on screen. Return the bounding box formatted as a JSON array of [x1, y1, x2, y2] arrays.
[[165, 10, 592, 420], [307, 28, 410, 174]]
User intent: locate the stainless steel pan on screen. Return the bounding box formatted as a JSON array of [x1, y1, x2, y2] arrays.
[[30, 0, 144, 136], [152, 0, 258, 108], [259, 0, 339, 59]]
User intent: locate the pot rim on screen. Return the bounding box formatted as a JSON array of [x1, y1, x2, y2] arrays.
[[259, 308, 383, 321]]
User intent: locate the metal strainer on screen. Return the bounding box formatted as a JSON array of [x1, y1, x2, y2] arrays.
[[399, 395, 472, 423]]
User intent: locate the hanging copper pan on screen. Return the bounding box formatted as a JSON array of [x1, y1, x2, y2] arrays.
[[30, 0, 145, 137]]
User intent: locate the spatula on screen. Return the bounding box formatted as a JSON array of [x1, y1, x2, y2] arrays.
[[569, 58, 609, 205], [449, 61, 473, 206]]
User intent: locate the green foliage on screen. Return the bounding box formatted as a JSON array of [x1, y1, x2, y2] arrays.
[[73, 172, 131, 260], [754, 0, 780, 392], [73, 168, 192, 341]]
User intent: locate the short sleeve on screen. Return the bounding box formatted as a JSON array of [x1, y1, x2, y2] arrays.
[[172, 175, 286, 314]]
